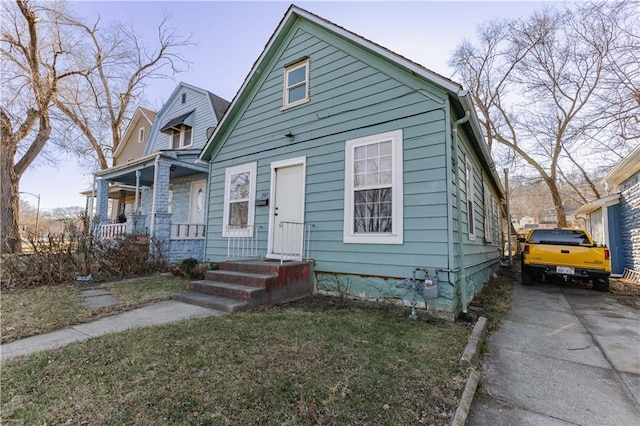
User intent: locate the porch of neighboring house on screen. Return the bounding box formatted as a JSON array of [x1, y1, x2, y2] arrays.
[[92, 151, 209, 262]]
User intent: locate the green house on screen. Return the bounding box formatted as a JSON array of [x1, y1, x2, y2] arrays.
[[199, 5, 505, 320]]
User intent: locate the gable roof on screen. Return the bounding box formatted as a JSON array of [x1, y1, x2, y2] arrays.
[[142, 82, 230, 156], [113, 106, 157, 158], [200, 4, 503, 197]]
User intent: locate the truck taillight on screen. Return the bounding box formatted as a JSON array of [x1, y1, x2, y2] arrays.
[[604, 248, 610, 260], [524, 244, 530, 254]]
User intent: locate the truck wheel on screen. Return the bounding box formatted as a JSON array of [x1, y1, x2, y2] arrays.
[[522, 267, 534, 286], [593, 278, 609, 292]]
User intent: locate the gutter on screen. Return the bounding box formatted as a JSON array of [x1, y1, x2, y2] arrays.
[[453, 110, 470, 314]]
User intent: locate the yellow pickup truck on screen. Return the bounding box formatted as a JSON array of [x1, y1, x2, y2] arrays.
[[520, 228, 611, 291]]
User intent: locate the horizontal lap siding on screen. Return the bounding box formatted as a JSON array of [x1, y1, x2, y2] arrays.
[[148, 88, 214, 154], [206, 24, 450, 279], [451, 117, 501, 274]]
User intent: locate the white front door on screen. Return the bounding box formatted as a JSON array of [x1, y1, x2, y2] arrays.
[[189, 180, 206, 223], [268, 157, 306, 258]]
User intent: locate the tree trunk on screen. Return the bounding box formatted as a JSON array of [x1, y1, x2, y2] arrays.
[[0, 145, 21, 253], [545, 177, 568, 227]]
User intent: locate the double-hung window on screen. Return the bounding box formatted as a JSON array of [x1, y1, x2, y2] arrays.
[[343, 130, 403, 244], [170, 126, 193, 149], [283, 58, 310, 108], [222, 162, 257, 237]]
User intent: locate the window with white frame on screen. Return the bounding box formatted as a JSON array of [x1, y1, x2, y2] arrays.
[[283, 58, 310, 109], [170, 126, 192, 149], [222, 162, 257, 237], [466, 157, 476, 240], [138, 127, 145, 144], [484, 184, 494, 243], [343, 130, 403, 244]]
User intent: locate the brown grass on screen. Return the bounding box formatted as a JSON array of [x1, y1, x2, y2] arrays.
[[1, 297, 470, 425]]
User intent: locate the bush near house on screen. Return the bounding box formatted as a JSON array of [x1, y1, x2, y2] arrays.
[[1, 220, 166, 291]]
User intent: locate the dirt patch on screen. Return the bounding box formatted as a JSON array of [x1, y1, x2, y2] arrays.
[[608, 278, 640, 309]]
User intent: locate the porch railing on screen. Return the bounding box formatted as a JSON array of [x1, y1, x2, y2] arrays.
[[99, 223, 127, 239], [170, 223, 206, 240], [279, 221, 312, 264], [226, 225, 260, 260]]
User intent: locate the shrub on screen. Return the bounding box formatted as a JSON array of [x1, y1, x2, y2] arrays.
[[0, 214, 166, 291], [178, 257, 199, 279]]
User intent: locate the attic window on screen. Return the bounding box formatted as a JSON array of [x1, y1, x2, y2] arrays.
[[138, 127, 145, 144], [283, 58, 310, 109], [181, 93, 187, 104]]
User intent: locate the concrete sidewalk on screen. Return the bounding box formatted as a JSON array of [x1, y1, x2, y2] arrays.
[[469, 279, 640, 425], [1, 301, 225, 361]]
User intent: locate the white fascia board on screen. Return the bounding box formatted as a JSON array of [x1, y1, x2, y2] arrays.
[[95, 153, 159, 178], [575, 193, 621, 215], [604, 143, 640, 186]]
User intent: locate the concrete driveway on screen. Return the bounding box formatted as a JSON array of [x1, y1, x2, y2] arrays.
[[469, 278, 640, 425]]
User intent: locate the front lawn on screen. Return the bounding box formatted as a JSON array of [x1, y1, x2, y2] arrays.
[[1, 276, 188, 344], [1, 299, 470, 424]]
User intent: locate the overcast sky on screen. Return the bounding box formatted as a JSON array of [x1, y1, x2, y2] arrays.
[[20, 0, 550, 210]]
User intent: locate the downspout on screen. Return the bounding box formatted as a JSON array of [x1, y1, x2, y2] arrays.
[[453, 110, 470, 313]]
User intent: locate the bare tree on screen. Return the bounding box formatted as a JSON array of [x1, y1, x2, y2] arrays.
[[450, 2, 639, 226], [54, 14, 190, 169], [1, 0, 92, 253], [1, 1, 189, 253]]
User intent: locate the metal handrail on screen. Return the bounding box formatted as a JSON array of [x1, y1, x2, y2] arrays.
[[278, 221, 313, 264], [226, 225, 260, 260]]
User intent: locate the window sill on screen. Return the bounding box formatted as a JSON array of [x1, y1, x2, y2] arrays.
[[343, 233, 403, 245], [281, 98, 310, 111]]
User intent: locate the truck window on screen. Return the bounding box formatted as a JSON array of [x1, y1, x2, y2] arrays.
[[528, 229, 590, 245]]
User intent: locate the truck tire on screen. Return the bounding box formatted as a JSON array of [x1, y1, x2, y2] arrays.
[[593, 278, 610, 292], [522, 266, 534, 286]]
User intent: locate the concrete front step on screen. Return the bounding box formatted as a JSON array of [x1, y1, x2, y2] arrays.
[[189, 280, 267, 304], [172, 291, 249, 313], [204, 269, 277, 288]]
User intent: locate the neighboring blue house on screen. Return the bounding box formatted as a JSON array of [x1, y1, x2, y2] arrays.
[[578, 143, 640, 275], [93, 82, 229, 262], [196, 6, 505, 320]]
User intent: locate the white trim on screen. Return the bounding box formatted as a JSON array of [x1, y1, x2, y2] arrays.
[[222, 162, 257, 238], [188, 179, 207, 224], [483, 183, 495, 243], [466, 157, 476, 241], [267, 156, 307, 258], [169, 126, 193, 150], [137, 127, 145, 144], [282, 58, 310, 109], [343, 130, 403, 244]]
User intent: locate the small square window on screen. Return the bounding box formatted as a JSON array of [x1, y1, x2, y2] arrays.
[[283, 59, 310, 109]]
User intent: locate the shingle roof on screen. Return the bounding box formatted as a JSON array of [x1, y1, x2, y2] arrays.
[[208, 92, 230, 121]]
